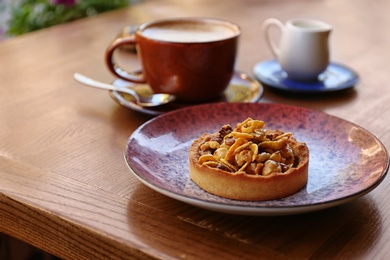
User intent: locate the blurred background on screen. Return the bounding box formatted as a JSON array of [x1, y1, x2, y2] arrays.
[[0, 0, 139, 40]]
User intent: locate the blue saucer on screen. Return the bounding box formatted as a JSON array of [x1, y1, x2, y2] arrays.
[[253, 60, 359, 93]]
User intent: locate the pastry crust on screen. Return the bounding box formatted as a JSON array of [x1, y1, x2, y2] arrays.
[[189, 122, 309, 201]]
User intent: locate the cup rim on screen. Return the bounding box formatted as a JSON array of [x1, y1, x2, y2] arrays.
[[137, 17, 241, 43]]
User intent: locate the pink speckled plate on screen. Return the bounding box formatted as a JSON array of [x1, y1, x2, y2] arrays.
[[125, 103, 389, 216]]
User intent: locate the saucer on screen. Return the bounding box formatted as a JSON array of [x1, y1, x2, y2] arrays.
[[109, 71, 264, 116], [253, 60, 359, 93]]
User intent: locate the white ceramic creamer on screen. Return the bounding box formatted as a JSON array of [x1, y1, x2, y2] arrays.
[[262, 18, 332, 81]]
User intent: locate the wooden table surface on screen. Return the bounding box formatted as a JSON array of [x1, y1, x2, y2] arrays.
[[1, 0, 390, 259]]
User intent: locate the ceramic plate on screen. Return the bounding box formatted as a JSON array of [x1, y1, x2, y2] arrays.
[[253, 60, 359, 93], [109, 71, 263, 115], [125, 103, 388, 216]]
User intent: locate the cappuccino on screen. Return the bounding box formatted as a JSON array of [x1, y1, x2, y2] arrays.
[[106, 17, 240, 102], [141, 20, 240, 43]]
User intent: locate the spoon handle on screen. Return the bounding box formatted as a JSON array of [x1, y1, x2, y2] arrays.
[[73, 73, 140, 102]]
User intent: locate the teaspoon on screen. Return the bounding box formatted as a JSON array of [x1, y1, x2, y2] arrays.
[[73, 73, 176, 107]]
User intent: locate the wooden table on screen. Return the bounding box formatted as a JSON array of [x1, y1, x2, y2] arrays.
[[1, 0, 389, 259]]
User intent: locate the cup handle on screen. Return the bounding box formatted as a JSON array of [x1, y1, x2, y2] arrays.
[[105, 35, 146, 83], [262, 18, 284, 58]]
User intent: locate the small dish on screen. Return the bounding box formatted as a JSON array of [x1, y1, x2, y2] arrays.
[[109, 71, 263, 115], [125, 103, 388, 216], [253, 59, 359, 93]]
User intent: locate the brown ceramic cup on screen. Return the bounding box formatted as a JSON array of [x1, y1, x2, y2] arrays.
[[105, 17, 241, 102]]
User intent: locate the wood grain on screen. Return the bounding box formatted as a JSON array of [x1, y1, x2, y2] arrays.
[[1, 0, 390, 259]]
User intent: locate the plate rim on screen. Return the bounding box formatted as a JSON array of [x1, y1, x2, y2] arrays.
[[126, 157, 388, 216], [125, 102, 389, 216], [109, 70, 264, 115]]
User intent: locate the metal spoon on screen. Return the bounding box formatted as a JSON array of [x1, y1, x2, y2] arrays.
[[73, 73, 176, 107]]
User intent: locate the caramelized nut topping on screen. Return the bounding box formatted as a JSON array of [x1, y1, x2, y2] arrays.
[[198, 118, 296, 176]]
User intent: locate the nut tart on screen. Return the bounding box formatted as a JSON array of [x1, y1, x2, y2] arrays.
[[189, 118, 309, 201]]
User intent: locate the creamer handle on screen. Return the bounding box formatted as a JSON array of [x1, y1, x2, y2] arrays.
[[262, 18, 284, 58]]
